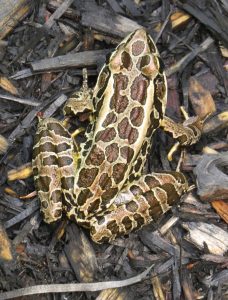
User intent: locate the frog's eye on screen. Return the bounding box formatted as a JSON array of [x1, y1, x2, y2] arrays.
[[139, 54, 159, 79]]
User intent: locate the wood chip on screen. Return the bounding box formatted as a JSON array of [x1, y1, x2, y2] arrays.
[[203, 111, 228, 134], [0, 0, 32, 39], [194, 152, 228, 201], [31, 49, 110, 72], [211, 200, 228, 223], [0, 223, 13, 261], [182, 222, 228, 255], [189, 77, 216, 119]]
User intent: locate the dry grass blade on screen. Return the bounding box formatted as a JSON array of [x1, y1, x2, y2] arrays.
[[0, 265, 153, 300]]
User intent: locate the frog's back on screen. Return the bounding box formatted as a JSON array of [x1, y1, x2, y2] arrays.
[[73, 29, 167, 220]]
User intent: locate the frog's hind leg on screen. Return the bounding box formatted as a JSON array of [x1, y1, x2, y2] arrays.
[[89, 171, 188, 243], [32, 118, 77, 223]]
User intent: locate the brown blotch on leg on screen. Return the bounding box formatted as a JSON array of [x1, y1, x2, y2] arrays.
[[126, 200, 139, 213], [145, 175, 160, 189], [101, 187, 118, 203], [113, 163, 127, 184], [77, 188, 93, 206], [106, 220, 119, 235], [99, 173, 112, 190], [77, 167, 99, 188], [122, 216, 133, 231], [85, 145, 105, 166], [133, 213, 145, 229], [35, 176, 51, 193], [105, 143, 119, 163], [130, 184, 143, 196], [58, 156, 74, 167], [87, 198, 101, 215]]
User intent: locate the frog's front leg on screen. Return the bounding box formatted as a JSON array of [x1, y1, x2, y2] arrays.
[[160, 115, 203, 160], [89, 171, 188, 243], [161, 115, 203, 145]]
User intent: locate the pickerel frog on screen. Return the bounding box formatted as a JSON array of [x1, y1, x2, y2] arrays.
[[33, 29, 202, 243]]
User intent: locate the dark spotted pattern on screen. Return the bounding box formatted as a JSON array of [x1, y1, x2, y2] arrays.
[[99, 173, 112, 190], [102, 112, 117, 127], [107, 220, 119, 234], [117, 118, 139, 144], [87, 198, 101, 215], [130, 184, 143, 196], [147, 35, 156, 53], [105, 143, 119, 163], [61, 177, 74, 190], [35, 142, 55, 155], [47, 122, 70, 138], [101, 188, 118, 202], [110, 74, 129, 113], [121, 51, 133, 70], [85, 145, 105, 166], [113, 163, 127, 184], [41, 200, 48, 209], [96, 66, 111, 100], [130, 106, 144, 127], [122, 216, 132, 231], [141, 141, 148, 156], [120, 146, 134, 163], [51, 190, 63, 204], [130, 74, 148, 104], [78, 189, 93, 205], [140, 55, 151, 68], [134, 157, 143, 173], [134, 213, 145, 228], [126, 200, 139, 212], [95, 128, 116, 142], [34, 176, 51, 192], [154, 73, 166, 100], [132, 40, 145, 56], [145, 175, 160, 189], [43, 155, 58, 166], [58, 156, 74, 167], [78, 167, 99, 188]]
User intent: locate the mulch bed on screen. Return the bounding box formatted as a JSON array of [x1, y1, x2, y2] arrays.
[[0, 0, 228, 299]]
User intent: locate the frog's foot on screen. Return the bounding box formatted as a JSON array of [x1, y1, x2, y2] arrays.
[[63, 68, 94, 117]]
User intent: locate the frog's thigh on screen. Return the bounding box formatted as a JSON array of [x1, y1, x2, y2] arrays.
[[90, 171, 188, 243], [32, 118, 75, 223]]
